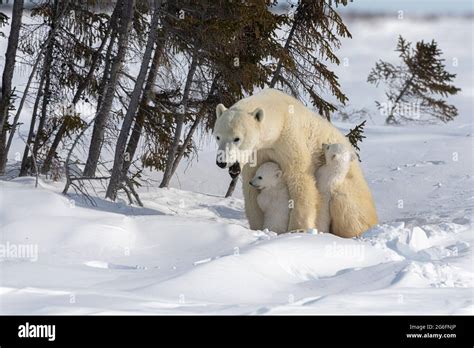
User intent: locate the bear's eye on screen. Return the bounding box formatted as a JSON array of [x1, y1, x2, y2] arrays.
[[258, 176, 262, 180], [216, 136, 220, 141], [234, 137, 240, 142]]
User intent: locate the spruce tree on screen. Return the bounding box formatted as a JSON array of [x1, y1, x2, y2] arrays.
[[368, 35, 460, 124], [83, 0, 136, 177], [270, 0, 351, 119], [345, 120, 366, 161], [106, 0, 161, 200], [135, 0, 286, 188]]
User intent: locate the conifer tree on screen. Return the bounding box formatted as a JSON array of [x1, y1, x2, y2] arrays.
[[106, 0, 161, 200], [40, 2, 122, 175], [345, 120, 365, 161], [368, 35, 460, 124], [19, 0, 66, 176], [17, 0, 115, 176], [83, 0, 136, 176], [137, 0, 286, 188], [270, 0, 351, 119]]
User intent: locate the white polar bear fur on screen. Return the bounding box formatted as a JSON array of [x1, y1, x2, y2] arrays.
[[214, 88, 378, 237], [316, 143, 356, 233], [251, 162, 290, 234]]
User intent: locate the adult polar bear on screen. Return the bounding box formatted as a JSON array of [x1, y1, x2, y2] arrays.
[[213, 89, 378, 237]]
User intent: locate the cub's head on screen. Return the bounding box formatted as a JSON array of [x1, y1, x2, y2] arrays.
[[213, 104, 265, 177], [249, 162, 283, 190], [322, 143, 357, 165]]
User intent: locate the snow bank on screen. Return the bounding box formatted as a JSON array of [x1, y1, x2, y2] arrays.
[[0, 170, 472, 314]]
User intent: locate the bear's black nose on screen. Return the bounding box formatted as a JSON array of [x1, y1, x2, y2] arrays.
[[216, 160, 227, 168]]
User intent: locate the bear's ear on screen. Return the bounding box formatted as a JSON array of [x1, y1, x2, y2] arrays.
[[251, 107, 265, 122], [350, 152, 358, 162], [216, 104, 227, 118], [275, 170, 283, 179]]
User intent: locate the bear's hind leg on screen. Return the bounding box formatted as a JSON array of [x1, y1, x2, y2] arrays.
[[286, 171, 320, 231]]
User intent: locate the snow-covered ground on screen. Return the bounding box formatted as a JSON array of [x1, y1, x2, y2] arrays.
[[0, 14, 473, 314], [1, 119, 472, 314]]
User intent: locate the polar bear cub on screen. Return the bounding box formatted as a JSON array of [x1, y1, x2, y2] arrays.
[[316, 143, 357, 233], [250, 162, 290, 234]]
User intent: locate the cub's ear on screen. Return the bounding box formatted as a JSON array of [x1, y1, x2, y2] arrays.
[[275, 170, 283, 179], [321, 143, 328, 149], [350, 152, 358, 162], [251, 107, 265, 122], [216, 104, 227, 118]]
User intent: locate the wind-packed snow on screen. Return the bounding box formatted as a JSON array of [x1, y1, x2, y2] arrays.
[[0, 13, 473, 314], [1, 114, 472, 314]]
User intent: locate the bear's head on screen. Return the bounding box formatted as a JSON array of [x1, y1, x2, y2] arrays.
[[322, 143, 357, 166], [213, 104, 265, 177], [249, 162, 283, 190]]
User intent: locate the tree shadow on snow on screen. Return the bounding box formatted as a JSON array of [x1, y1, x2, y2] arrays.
[[205, 204, 245, 220], [68, 193, 164, 216]]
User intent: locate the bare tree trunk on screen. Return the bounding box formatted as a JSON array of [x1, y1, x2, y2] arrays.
[[269, 9, 300, 89], [0, 0, 23, 134], [18, 74, 46, 176], [386, 75, 414, 125], [41, 3, 120, 174], [19, 0, 63, 176], [0, 130, 6, 174], [3, 43, 44, 171], [106, 0, 161, 200], [169, 77, 218, 178], [0, 0, 24, 173], [119, 30, 167, 179], [159, 50, 199, 188], [96, 28, 118, 112], [62, 118, 95, 195], [83, 0, 135, 177], [31, 30, 55, 159], [169, 113, 201, 178]]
